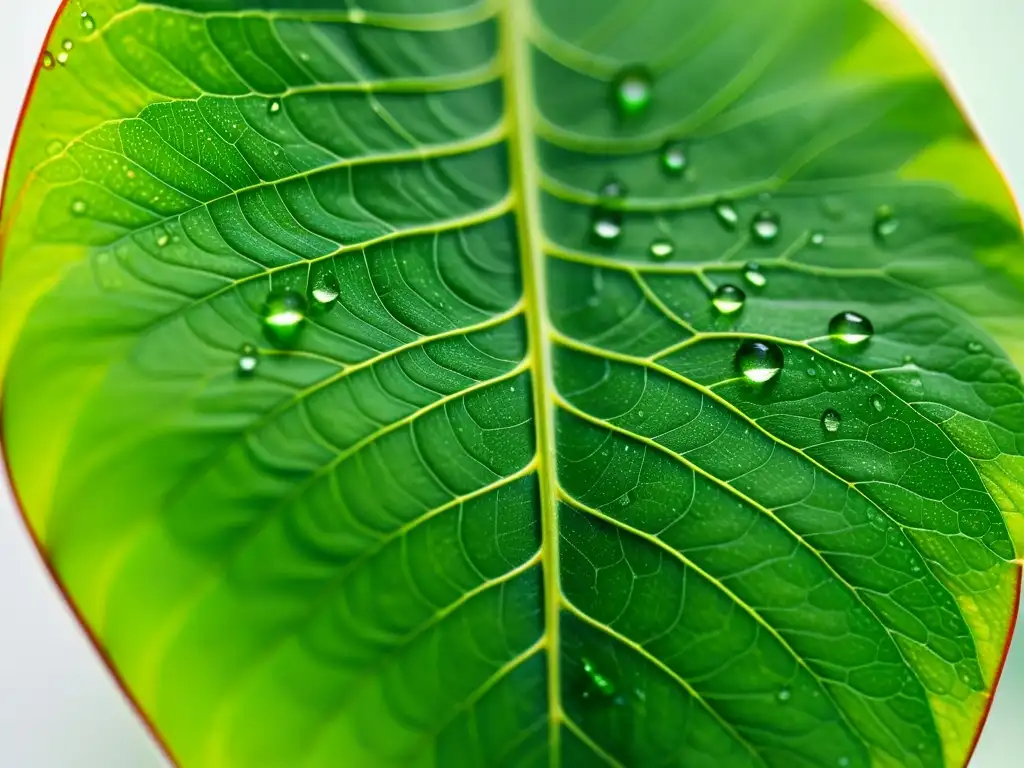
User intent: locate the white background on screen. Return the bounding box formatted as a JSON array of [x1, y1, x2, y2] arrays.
[[1, 1, 1022, 766]]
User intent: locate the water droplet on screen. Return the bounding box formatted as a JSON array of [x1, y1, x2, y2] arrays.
[[648, 237, 674, 261], [268, 98, 282, 115], [81, 12, 96, 33], [592, 210, 622, 244], [612, 65, 653, 117], [62, 39, 74, 52], [743, 262, 766, 288], [41, 51, 55, 70], [821, 409, 842, 433], [156, 231, 170, 248], [810, 231, 826, 247], [873, 205, 899, 243], [71, 199, 87, 216], [46, 140, 63, 156], [777, 687, 791, 702], [870, 394, 885, 412], [967, 340, 983, 354], [751, 211, 780, 245], [807, 367, 817, 377], [829, 311, 874, 345], [582, 657, 616, 697], [262, 289, 307, 343], [838, 758, 850, 768], [599, 177, 627, 200], [237, 344, 259, 376], [57, 51, 69, 66], [660, 141, 687, 175], [312, 273, 340, 305], [712, 284, 745, 315], [735, 340, 784, 384], [713, 200, 739, 231]]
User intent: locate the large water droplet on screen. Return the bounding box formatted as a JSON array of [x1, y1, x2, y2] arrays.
[[873, 205, 899, 243], [712, 284, 745, 315], [57, 50, 69, 66], [743, 262, 766, 288], [41, 51, 55, 70], [591, 210, 622, 243], [312, 273, 340, 305], [660, 141, 687, 175], [829, 311, 874, 345], [81, 12, 97, 33], [821, 409, 841, 433], [582, 657, 616, 697], [713, 200, 739, 231], [612, 66, 653, 117], [262, 289, 307, 343], [648, 237, 675, 261], [268, 98, 283, 116], [870, 394, 885, 412], [751, 211, 780, 245], [237, 344, 259, 376], [735, 340, 784, 384]]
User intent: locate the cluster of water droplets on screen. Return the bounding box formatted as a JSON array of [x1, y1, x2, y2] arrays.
[[40, 12, 94, 71]]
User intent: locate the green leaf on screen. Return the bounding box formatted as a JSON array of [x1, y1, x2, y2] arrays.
[[2, 1, 1023, 766]]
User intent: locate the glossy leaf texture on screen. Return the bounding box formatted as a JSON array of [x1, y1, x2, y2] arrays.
[[2, 1, 1024, 766]]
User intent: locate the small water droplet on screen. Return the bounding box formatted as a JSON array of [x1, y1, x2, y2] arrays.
[[743, 262, 766, 288], [967, 340, 983, 354], [156, 231, 170, 248], [807, 367, 817, 377], [838, 758, 850, 768], [312, 273, 340, 305], [592, 210, 622, 244], [810, 231, 826, 247], [660, 141, 687, 175], [582, 657, 616, 697], [612, 65, 653, 117], [81, 12, 96, 33], [268, 98, 282, 115], [41, 51, 55, 70], [262, 289, 307, 343], [713, 200, 739, 231], [777, 687, 791, 702], [237, 344, 259, 376], [870, 394, 885, 412], [599, 177, 627, 200], [873, 205, 899, 243], [648, 237, 674, 261], [57, 51, 69, 66], [71, 199, 87, 216], [735, 340, 784, 384], [751, 211, 780, 245], [821, 409, 841, 433], [712, 284, 745, 315], [62, 39, 74, 52], [829, 311, 874, 345]]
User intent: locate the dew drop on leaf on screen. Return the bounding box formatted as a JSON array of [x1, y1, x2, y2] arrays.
[[967, 340, 983, 353], [312, 273, 340, 305], [41, 51, 55, 70], [873, 205, 899, 243], [591, 210, 622, 243], [829, 311, 874, 345], [237, 344, 259, 376], [713, 200, 739, 231], [751, 211, 780, 244], [810, 231, 826, 247], [870, 394, 885, 412], [839, 758, 850, 768], [599, 177, 627, 200], [582, 658, 616, 697], [268, 98, 282, 116], [57, 51, 69, 66], [660, 141, 687, 175], [648, 237, 674, 261], [62, 39, 74, 52], [735, 340, 784, 384], [821, 409, 841, 433], [81, 12, 96, 33], [743, 262, 766, 288], [612, 65, 653, 117], [156, 230, 170, 248], [71, 199, 87, 216], [262, 289, 307, 343], [777, 687, 791, 702], [712, 284, 745, 315]]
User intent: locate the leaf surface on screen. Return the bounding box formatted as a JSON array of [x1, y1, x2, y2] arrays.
[[1, 1, 1023, 766]]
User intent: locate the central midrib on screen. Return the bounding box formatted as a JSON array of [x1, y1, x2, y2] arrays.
[[500, 0, 564, 763]]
